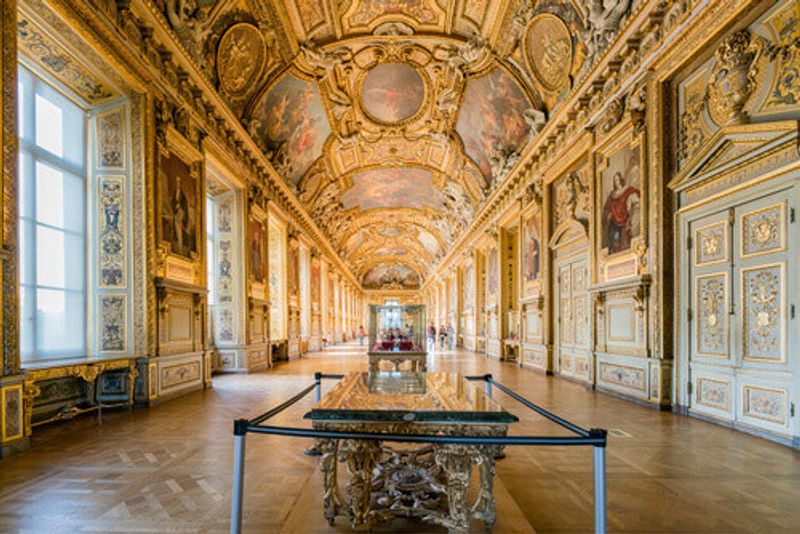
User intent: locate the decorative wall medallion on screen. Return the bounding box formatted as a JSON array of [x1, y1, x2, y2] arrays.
[[99, 294, 127, 352], [599, 362, 646, 391], [743, 385, 786, 425], [360, 63, 425, 123], [525, 14, 573, 93], [696, 377, 730, 412], [695, 221, 727, 266], [98, 177, 126, 288], [96, 108, 126, 170], [217, 23, 265, 96], [695, 273, 728, 357], [742, 264, 783, 362], [741, 203, 784, 257]]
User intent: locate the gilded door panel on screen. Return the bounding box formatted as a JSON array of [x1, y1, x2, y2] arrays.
[[554, 254, 590, 382], [695, 272, 729, 358], [741, 264, 785, 362], [688, 209, 733, 365]]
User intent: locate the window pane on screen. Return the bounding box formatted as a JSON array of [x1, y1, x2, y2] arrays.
[[36, 225, 65, 288], [18, 219, 29, 286], [19, 285, 34, 360], [35, 94, 63, 157], [62, 171, 85, 233], [18, 81, 25, 141], [35, 162, 64, 228], [19, 151, 27, 218], [63, 229, 85, 291], [36, 288, 84, 356]]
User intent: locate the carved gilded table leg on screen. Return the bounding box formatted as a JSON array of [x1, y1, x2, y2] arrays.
[[472, 445, 502, 527], [434, 444, 475, 533], [319, 439, 343, 525], [339, 439, 382, 529]]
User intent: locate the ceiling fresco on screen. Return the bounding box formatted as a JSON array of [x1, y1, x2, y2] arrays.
[[341, 168, 443, 211], [158, 0, 614, 289], [361, 63, 426, 122]]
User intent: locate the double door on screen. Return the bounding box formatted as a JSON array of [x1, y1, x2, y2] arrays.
[[554, 253, 592, 383], [685, 186, 798, 438]]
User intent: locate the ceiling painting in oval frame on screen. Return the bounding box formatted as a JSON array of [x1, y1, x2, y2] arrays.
[[361, 63, 425, 123]]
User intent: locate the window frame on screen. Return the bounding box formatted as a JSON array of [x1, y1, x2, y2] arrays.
[[17, 64, 89, 362]]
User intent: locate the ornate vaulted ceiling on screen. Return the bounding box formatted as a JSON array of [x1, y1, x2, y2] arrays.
[[161, 0, 599, 289]]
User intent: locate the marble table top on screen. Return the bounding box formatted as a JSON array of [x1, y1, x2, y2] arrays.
[[304, 372, 518, 424]]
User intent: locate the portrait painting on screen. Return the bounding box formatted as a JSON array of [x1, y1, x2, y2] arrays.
[[601, 143, 642, 255], [487, 247, 499, 297], [341, 168, 443, 211], [159, 152, 197, 259], [252, 74, 331, 184], [456, 68, 532, 181], [363, 264, 421, 290], [311, 262, 320, 303], [248, 219, 265, 283], [288, 246, 299, 295], [464, 261, 475, 310], [361, 63, 425, 122], [523, 212, 541, 284]]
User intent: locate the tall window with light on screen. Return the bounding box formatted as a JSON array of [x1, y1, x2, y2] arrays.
[[18, 66, 87, 362]]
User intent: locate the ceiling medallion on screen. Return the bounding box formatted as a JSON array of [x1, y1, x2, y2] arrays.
[[360, 63, 425, 123], [524, 14, 573, 93], [217, 23, 266, 96]]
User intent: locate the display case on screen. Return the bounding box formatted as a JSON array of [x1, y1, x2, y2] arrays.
[[368, 304, 426, 352]]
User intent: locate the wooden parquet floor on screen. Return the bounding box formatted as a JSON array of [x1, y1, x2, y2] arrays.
[[2, 343, 800, 533]]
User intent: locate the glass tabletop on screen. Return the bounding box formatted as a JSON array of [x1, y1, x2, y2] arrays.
[[304, 372, 518, 424]]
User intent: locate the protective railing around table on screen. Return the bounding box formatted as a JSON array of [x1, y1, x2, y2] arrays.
[[230, 372, 608, 534]]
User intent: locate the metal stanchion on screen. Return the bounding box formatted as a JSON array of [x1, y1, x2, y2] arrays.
[[484, 374, 493, 398], [231, 420, 248, 534], [314, 372, 322, 404], [591, 429, 607, 534]]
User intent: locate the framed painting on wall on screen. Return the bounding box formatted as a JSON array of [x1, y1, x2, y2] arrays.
[[522, 211, 542, 296], [596, 129, 646, 280]]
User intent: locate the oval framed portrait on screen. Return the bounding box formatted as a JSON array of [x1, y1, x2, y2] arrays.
[[524, 14, 573, 93]]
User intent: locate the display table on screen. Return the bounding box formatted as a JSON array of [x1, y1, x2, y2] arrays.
[[368, 345, 427, 372], [305, 371, 518, 532]]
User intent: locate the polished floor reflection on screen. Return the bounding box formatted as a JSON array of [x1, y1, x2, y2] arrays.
[[2, 343, 800, 532]]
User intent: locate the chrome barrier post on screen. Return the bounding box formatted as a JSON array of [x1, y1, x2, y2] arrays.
[[484, 374, 493, 398], [590, 429, 607, 534], [314, 372, 322, 404], [231, 419, 248, 534]]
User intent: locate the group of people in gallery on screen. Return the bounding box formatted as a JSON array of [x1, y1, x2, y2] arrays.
[[427, 323, 454, 352]]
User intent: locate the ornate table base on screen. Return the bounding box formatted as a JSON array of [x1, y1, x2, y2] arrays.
[[367, 352, 427, 373], [315, 422, 506, 533]]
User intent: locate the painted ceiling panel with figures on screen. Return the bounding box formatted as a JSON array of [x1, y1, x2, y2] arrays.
[[158, 0, 610, 289]]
